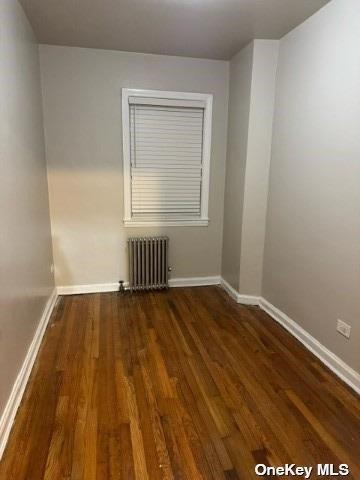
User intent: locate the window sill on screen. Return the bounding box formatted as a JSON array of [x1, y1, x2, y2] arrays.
[[124, 218, 209, 227]]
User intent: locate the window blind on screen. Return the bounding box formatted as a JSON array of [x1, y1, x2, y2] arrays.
[[129, 103, 204, 218]]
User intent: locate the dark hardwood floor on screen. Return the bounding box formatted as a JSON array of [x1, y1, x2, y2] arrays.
[[0, 286, 359, 479]]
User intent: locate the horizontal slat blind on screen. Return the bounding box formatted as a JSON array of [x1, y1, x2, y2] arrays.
[[130, 103, 204, 217]]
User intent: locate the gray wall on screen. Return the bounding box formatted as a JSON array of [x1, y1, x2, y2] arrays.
[[221, 41, 278, 295], [0, 0, 54, 417], [238, 40, 278, 296], [263, 0, 360, 372], [40, 45, 229, 286], [221, 43, 253, 290]]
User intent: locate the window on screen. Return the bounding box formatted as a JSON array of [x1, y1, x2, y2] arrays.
[[122, 89, 213, 226]]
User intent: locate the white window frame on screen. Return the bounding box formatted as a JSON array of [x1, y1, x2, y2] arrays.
[[122, 88, 213, 227]]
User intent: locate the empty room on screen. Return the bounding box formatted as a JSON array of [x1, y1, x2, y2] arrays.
[[1, 0, 359, 478]]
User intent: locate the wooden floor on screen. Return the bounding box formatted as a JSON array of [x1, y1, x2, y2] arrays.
[[0, 287, 359, 479]]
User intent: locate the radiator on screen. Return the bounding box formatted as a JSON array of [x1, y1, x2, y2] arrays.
[[128, 236, 169, 292]]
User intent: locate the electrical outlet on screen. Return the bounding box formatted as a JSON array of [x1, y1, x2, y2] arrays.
[[50, 263, 54, 274], [336, 319, 351, 339]]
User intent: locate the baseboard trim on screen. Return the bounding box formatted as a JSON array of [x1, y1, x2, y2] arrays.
[[259, 298, 360, 395], [169, 276, 221, 288], [57, 283, 121, 295], [220, 278, 260, 305], [0, 288, 58, 460], [57, 276, 222, 295]]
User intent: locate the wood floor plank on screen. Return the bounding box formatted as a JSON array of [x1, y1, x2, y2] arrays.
[[125, 374, 149, 480], [0, 286, 359, 480]]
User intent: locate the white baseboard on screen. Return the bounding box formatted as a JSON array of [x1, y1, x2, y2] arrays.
[[169, 276, 221, 288], [0, 288, 58, 460], [259, 298, 360, 395], [57, 283, 121, 295], [220, 278, 260, 305], [57, 276, 221, 295]]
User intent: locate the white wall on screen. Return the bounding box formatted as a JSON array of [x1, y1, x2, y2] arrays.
[[263, 0, 360, 372], [40, 45, 229, 287], [0, 0, 54, 417]]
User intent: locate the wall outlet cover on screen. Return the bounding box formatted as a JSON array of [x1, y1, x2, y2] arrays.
[[336, 319, 351, 339]]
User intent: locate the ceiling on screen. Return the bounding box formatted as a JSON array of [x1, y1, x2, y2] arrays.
[[20, 0, 330, 60]]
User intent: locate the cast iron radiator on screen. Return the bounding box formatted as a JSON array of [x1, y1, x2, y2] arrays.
[[128, 236, 169, 292]]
